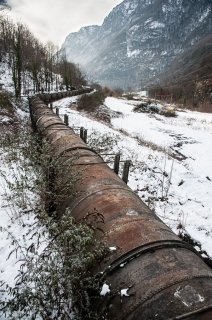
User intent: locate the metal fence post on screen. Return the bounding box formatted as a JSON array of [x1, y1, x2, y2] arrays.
[[80, 127, 84, 140], [83, 129, 88, 144], [64, 114, 69, 126], [114, 153, 121, 174], [122, 160, 131, 184]]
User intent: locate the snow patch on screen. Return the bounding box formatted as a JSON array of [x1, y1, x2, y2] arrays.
[[109, 246, 117, 251], [199, 7, 210, 23], [120, 288, 130, 297], [0, 115, 11, 124], [149, 21, 165, 29], [100, 283, 110, 296], [127, 48, 140, 58], [129, 24, 139, 33], [120, 262, 127, 268], [126, 209, 139, 216]]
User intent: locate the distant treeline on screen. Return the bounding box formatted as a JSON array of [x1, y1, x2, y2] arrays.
[[0, 14, 86, 98], [149, 36, 212, 112]]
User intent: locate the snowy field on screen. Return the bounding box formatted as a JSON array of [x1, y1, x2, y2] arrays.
[[53, 95, 212, 258]]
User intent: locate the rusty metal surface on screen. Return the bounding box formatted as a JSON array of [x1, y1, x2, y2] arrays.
[[97, 249, 212, 320], [126, 278, 212, 320], [29, 91, 212, 320], [170, 305, 212, 320]]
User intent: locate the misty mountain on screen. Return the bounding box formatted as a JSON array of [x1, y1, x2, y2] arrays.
[[0, 0, 10, 10], [149, 34, 212, 109], [61, 0, 212, 89], [159, 35, 212, 86], [0, 0, 7, 6]]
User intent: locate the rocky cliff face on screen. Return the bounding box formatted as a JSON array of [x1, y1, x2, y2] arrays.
[[152, 35, 212, 108], [61, 0, 212, 89], [0, 0, 10, 10]]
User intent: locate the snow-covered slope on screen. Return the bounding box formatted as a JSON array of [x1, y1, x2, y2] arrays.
[[61, 0, 212, 89], [53, 95, 212, 259], [0, 56, 63, 95]]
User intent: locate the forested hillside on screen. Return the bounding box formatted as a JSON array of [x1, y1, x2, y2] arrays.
[[0, 15, 86, 98], [149, 35, 212, 111]]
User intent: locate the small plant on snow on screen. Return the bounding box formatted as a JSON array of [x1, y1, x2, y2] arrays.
[[88, 131, 120, 155], [77, 91, 105, 112], [0, 209, 107, 320]]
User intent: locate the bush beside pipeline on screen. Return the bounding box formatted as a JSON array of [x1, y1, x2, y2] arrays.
[[29, 91, 212, 320]]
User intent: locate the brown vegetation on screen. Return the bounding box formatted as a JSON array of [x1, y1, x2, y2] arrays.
[[0, 91, 14, 113], [77, 91, 105, 112], [77, 85, 123, 113]]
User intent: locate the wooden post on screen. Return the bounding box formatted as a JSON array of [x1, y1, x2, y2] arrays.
[[114, 153, 121, 174], [80, 127, 84, 140], [83, 129, 88, 144], [50, 103, 53, 110], [64, 114, 69, 126], [122, 160, 131, 184], [56, 107, 59, 116]]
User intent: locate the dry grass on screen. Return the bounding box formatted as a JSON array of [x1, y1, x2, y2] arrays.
[[0, 91, 14, 115], [0, 91, 18, 133], [197, 101, 212, 113], [77, 91, 105, 112]]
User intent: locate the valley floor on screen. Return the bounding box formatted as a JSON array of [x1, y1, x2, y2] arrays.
[[0, 92, 211, 318]]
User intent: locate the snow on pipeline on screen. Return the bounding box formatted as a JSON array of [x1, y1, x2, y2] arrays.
[[53, 95, 212, 258]]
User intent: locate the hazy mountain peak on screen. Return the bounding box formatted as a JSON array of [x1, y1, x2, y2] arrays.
[[0, 0, 10, 10], [61, 0, 212, 89]]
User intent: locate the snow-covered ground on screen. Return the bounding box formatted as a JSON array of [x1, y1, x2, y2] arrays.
[[0, 133, 39, 318], [53, 95, 212, 258], [0, 159, 37, 291], [0, 61, 14, 92]]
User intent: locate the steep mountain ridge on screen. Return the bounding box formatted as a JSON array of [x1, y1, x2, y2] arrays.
[[62, 0, 212, 89], [0, 0, 10, 11], [149, 35, 212, 110], [62, 25, 100, 65]]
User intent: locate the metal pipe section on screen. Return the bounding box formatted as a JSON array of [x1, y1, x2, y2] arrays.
[[29, 91, 212, 320]]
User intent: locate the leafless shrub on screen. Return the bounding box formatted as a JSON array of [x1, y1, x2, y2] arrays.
[[77, 91, 105, 112]]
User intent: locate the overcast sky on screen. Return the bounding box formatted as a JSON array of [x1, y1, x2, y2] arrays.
[[7, 0, 123, 46]]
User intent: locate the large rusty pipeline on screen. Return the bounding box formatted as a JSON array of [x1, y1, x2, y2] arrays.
[[29, 90, 212, 320]]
